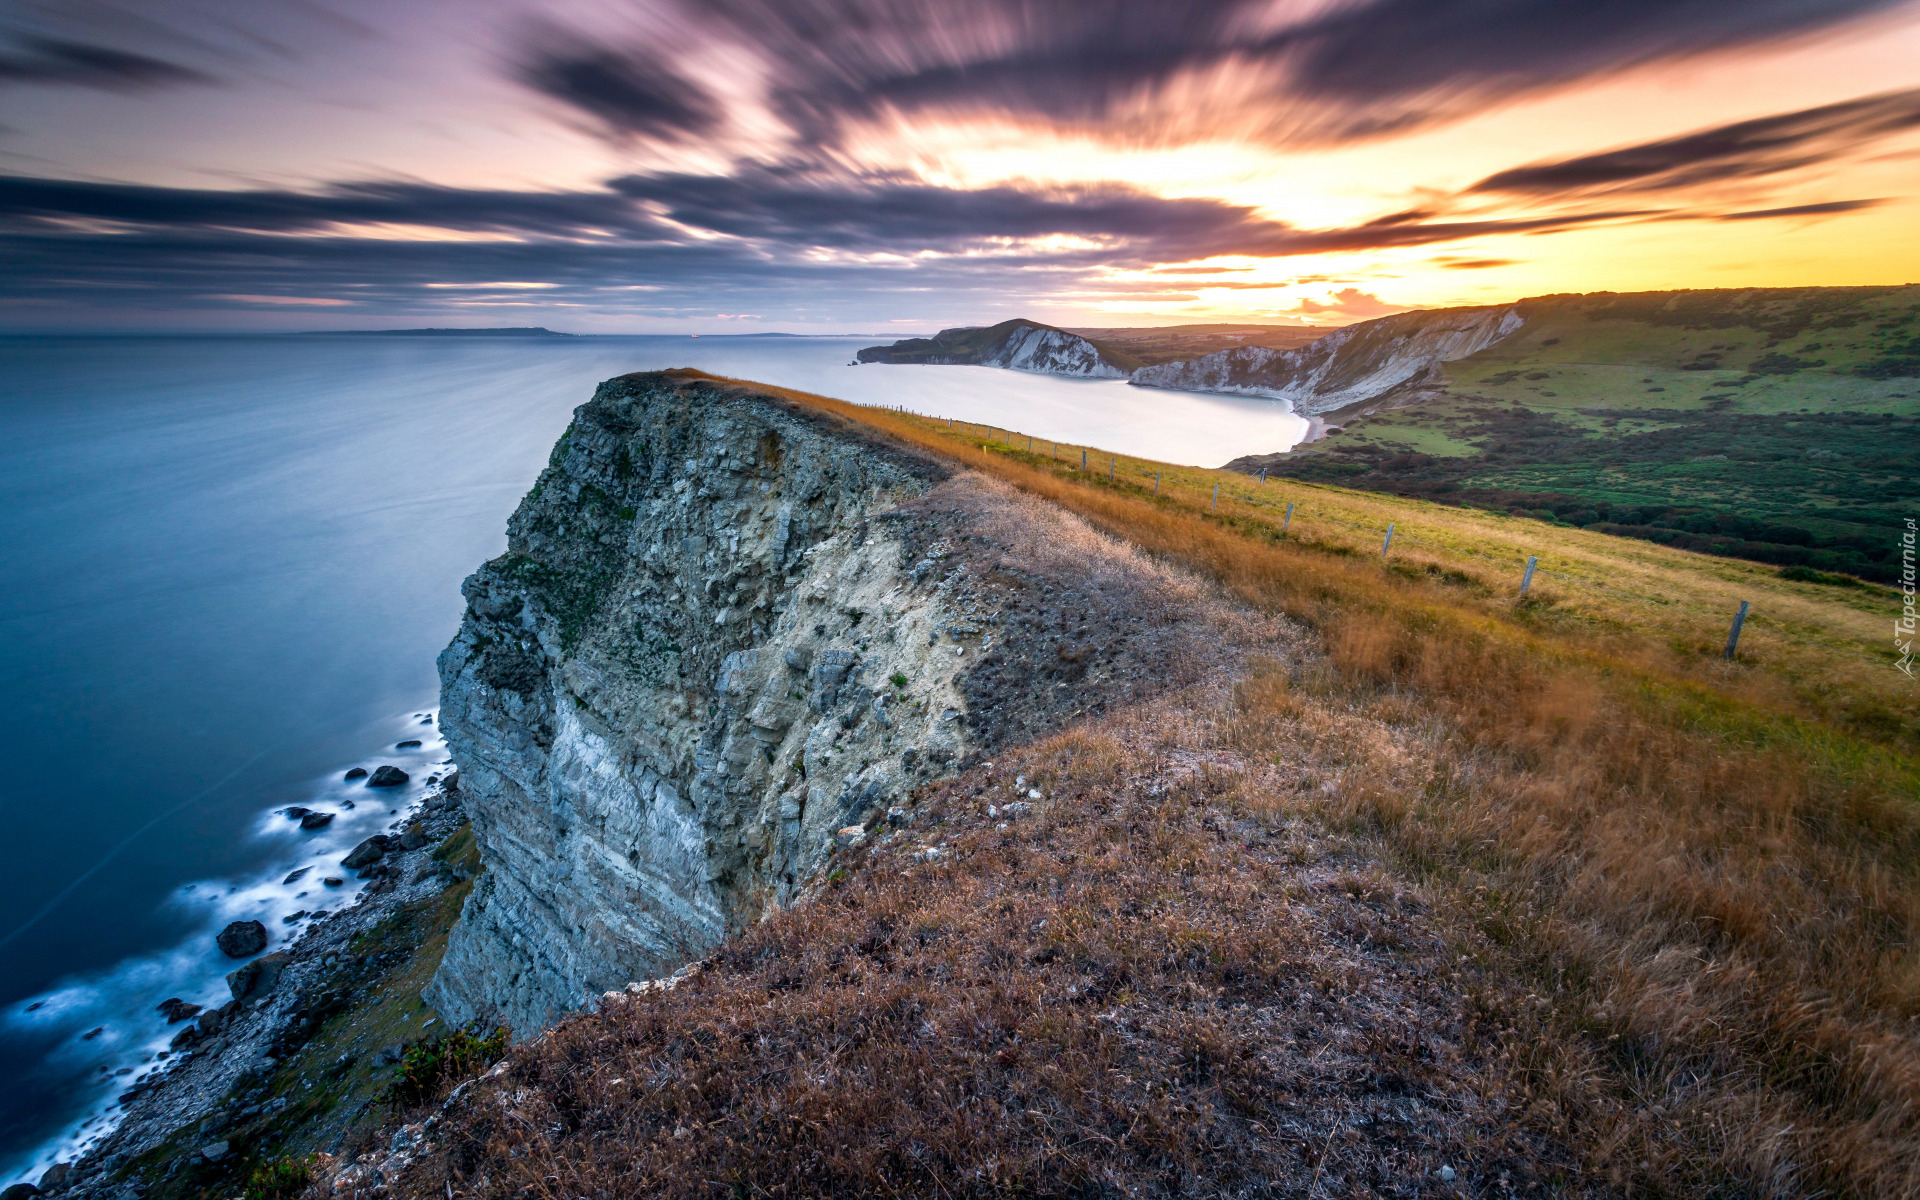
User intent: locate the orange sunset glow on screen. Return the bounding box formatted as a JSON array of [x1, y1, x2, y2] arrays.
[[1, 0, 1916, 329]]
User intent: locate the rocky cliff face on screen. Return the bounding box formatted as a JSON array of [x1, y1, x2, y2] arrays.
[[428, 371, 1225, 1037], [857, 319, 1131, 378], [1130, 306, 1524, 417]]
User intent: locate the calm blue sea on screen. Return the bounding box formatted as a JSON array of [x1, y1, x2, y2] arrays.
[[0, 333, 1305, 1183]]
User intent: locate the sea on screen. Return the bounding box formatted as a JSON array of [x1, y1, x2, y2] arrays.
[[0, 332, 1306, 1183]]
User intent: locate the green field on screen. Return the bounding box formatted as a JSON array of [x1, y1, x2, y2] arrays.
[[1237, 286, 1920, 580]]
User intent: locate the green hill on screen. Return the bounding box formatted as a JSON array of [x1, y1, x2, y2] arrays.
[[1233, 286, 1920, 581]]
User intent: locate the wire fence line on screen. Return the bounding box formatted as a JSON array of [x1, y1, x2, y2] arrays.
[[873, 407, 1892, 668]]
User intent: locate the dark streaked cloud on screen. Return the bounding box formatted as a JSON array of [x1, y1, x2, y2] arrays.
[[0, 167, 1666, 325], [0, 167, 1644, 267], [512, 21, 719, 142], [1717, 197, 1887, 219], [1471, 88, 1920, 195], [513, 0, 1908, 151], [0, 176, 653, 237], [0, 35, 214, 90], [1278, 0, 1900, 110], [609, 169, 1651, 261]]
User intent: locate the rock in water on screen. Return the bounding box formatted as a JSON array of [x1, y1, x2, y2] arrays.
[[1, 1182, 41, 1200], [367, 765, 409, 788], [299, 811, 335, 830], [341, 836, 389, 869], [283, 866, 311, 884], [344, 767, 368, 780], [215, 920, 268, 958], [283, 806, 310, 819], [396, 739, 423, 749], [37, 1164, 69, 1193], [156, 998, 202, 1024]]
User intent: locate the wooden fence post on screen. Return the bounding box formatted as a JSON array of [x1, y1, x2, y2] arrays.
[[1259, 468, 1267, 484], [1519, 556, 1538, 595], [1381, 524, 1395, 556], [1212, 483, 1219, 510], [1081, 449, 1087, 470], [1283, 501, 1293, 534], [1724, 600, 1750, 660], [1154, 472, 1160, 494], [1109, 458, 1114, 480]]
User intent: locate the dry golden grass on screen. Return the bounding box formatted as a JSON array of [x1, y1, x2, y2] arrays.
[[745, 376, 1920, 1194], [415, 686, 1596, 1199], [393, 373, 1919, 1198]]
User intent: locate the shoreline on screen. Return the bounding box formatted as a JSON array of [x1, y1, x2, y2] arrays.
[[2, 722, 466, 1197]]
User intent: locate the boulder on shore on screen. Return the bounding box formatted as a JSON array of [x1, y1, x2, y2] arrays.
[[226, 951, 291, 1002], [367, 765, 409, 788], [299, 811, 335, 830], [2, 1181, 42, 1200], [341, 835, 390, 870], [215, 920, 268, 958], [344, 767, 368, 780]]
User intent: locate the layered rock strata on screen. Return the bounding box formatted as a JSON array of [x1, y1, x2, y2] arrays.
[[1129, 305, 1524, 417], [856, 319, 1131, 377], [427, 371, 1234, 1037]]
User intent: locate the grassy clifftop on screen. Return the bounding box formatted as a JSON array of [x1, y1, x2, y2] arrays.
[[1238, 285, 1920, 581], [376, 376, 1919, 1200]]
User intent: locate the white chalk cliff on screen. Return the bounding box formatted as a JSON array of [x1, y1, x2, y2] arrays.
[[427, 371, 1230, 1037], [855, 319, 1130, 379], [1129, 306, 1524, 416]]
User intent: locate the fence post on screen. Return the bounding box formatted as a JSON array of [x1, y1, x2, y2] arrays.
[[1154, 472, 1160, 494], [1724, 600, 1750, 660], [1212, 483, 1219, 510], [1259, 468, 1267, 484], [1519, 555, 1538, 595], [1081, 449, 1087, 470], [1109, 458, 1114, 481], [1381, 524, 1395, 557], [1283, 501, 1293, 534]]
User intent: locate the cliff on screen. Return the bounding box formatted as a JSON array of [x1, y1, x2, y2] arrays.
[[856, 319, 1135, 378], [1129, 305, 1524, 419], [427, 371, 1230, 1037]]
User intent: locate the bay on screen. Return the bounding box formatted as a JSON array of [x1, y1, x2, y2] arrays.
[[0, 333, 1303, 1182]]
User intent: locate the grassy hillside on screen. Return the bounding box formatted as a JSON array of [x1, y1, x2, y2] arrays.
[[403, 374, 1919, 1200], [1063, 321, 1332, 364], [1236, 286, 1920, 581]]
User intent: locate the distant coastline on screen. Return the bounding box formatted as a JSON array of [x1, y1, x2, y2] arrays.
[[299, 327, 575, 337]]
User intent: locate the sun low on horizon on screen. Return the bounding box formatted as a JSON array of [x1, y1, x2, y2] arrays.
[[3, 0, 1919, 333]]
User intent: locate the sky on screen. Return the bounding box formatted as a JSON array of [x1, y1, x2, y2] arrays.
[[2, 0, 1918, 333]]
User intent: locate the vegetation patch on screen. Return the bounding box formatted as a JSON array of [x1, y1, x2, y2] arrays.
[[392, 1028, 508, 1107]]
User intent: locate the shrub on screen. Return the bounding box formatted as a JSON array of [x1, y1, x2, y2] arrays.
[[243, 1155, 313, 1200], [392, 1027, 508, 1107]]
